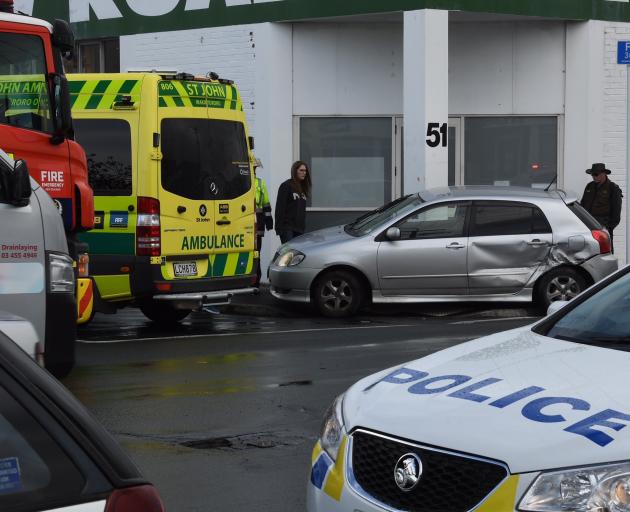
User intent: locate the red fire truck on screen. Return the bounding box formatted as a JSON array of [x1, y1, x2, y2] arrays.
[[0, 0, 95, 324]]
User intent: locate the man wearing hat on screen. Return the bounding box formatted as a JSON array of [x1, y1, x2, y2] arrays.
[[580, 163, 623, 251], [254, 157, 273, 284]]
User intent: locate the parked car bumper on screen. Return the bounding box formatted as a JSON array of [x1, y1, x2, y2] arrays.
[[579, 253, 618, 283], [269, 264, 320, 303]]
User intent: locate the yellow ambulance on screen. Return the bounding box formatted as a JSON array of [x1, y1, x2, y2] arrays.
[[69, 71, 258, 324]]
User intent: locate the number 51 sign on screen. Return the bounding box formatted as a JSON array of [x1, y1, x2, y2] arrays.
[[426, 122, 447, 148]]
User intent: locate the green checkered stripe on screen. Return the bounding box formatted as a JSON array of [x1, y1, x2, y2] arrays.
[[158, 80, 242, 111], [69, 79, 141, 110], [204, 251, 254, 277]]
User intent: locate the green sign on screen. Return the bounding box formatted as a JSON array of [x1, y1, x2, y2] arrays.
[[29, 0, 630, 40]]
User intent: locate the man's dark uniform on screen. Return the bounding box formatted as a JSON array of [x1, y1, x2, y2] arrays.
[[580, 163, 623, 250]]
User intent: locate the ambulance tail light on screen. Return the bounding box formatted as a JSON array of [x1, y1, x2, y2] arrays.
[[104, 485, 165, 512], [137, 197, 161, 257], [592, 229, 611, 254], [77, 253, 89, 278]]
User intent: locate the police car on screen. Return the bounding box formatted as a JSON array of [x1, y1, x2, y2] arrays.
[[308, 263, 630, 512]]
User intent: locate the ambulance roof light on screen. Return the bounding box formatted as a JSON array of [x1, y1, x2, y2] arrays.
[[125, 69, 179, 77], [0, 0, 14, 13]]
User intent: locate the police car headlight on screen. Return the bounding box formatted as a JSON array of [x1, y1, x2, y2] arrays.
[[519, 462, 630, 511], [48, 252, 75, 293], [320, 394, 345, 461], [276, 249, 305, 267]]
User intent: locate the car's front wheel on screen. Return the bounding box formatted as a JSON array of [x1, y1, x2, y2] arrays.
[[536, 267, 587, 310], [313, 270, 364, 318], [139, 301, 191, 324]]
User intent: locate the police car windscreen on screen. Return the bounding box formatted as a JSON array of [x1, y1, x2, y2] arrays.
[[161, 118, 250, 200]]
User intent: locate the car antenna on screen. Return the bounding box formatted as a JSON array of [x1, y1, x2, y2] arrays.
[[544, 174, 557, 191]]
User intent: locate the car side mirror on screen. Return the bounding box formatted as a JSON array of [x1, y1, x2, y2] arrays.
[[546, 300, 568, 317], [52, 19, 75, 58], [9, 160, 31, 207], [248, 136, 255, 150], [385, 227, 401, 241], [50, 73, 73, 144]]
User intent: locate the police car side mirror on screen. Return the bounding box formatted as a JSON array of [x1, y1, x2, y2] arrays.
[[546, 300, 568, 317], [9, 160, 31, 207], [385, 227, 401, 241]]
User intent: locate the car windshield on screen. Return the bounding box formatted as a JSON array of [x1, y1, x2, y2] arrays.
[[344, 195, 424, 236], [545, 269, 630, 349]]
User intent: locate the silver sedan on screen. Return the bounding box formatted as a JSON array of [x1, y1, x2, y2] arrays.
[[268, 187, 618, 317]]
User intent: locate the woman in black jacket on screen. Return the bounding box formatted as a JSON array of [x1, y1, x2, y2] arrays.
[[275, 160, 311, 243]]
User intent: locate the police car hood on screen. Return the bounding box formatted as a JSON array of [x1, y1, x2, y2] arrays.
[[344, 326, 630, 474]]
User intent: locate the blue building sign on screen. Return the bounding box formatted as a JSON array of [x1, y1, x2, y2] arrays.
[[618, 41, 630, 64]]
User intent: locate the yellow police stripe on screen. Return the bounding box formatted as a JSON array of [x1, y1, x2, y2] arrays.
[[476, 475, 519, 511], [73, 80, 100, 110], [323, 436, 347, 501], [311, 441, 323, 466]]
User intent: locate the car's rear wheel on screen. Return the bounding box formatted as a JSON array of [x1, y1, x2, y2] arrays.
[[139, 301, 190, 324], [313, 270, 364, 318], [536, 267, 587, 310]]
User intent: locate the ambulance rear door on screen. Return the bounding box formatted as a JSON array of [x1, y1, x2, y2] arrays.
[[157, 79, 216, 281]]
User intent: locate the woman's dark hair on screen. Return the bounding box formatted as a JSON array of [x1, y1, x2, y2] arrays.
[[290, 160, 311, 197]]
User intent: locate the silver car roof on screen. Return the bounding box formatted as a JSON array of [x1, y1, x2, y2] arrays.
[[419, 186, 578, 204]]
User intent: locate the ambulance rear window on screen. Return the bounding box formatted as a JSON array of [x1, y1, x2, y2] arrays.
[[73, 119, 133, 196], [161, 118, 250, 200]]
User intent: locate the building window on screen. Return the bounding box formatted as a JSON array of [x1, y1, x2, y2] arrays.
[[464, 116, 558, 189], [298, 117, 395, 231], [64, 38, 120, 73]]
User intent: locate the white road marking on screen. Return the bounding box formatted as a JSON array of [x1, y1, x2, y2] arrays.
[[451, 316, 538, 325], [78, 323, 421, 344]]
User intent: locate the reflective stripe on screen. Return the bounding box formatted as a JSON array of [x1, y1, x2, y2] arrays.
[[70, 79, 141, 109]]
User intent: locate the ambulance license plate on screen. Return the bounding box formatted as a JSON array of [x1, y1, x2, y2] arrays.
[[173, 262, 198, 277]]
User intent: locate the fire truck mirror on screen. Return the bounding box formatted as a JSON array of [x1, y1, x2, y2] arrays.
[[52, 19, 75, 58]]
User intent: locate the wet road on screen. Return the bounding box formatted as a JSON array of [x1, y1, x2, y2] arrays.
[[68, 309, 540, 511]]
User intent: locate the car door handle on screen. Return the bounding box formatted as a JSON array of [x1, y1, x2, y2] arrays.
[[527, 239, 549, 246], [216, 220, 231, 226], [446, 242, 466, 249]]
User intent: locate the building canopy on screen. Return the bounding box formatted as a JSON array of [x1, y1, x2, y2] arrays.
[[25, 0, 630, 39]]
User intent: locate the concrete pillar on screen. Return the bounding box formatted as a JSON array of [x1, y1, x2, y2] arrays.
[[253, 22, 293, 281], [403, 9, 449, 193], [564, 20, 604, 194]]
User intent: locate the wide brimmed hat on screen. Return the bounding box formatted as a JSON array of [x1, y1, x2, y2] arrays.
[[586, 163, 611, 175]]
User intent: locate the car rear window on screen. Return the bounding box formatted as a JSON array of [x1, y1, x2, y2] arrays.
[[567, 201, 603, 230], [471, 202, 551, 236], [0, 384, 88, 511]]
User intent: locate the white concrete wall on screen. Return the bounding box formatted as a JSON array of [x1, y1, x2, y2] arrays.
[[603, 22, 630, 262], [120, 25, 257, 134], [449, 21, 565, 114], [292, 23, 403, 115]]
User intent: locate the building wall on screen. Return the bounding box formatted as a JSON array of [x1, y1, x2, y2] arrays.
[[119, 25, 257, 134], [449, 21, 565, 114], [603, 22, 629, 260], [292, 23, 403, 116]]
